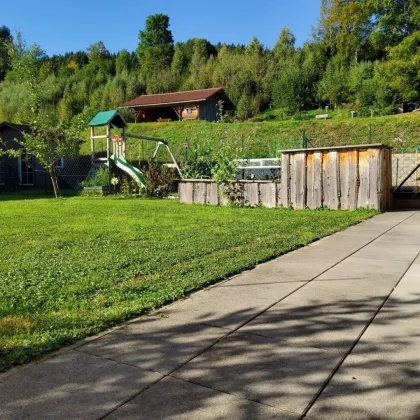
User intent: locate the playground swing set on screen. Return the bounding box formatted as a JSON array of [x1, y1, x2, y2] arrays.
[[88, 110, 182, 188]]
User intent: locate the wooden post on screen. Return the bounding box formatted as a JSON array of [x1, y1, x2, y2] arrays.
[[122, 125, 126, 159], [173, 105, 184, 121], [106, 123, 111, 164], [90, 126, 95, 163], [280, 153, 291, 207]]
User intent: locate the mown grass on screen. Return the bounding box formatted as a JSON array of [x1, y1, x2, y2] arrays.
[[0, 195, 377, 371], [82, 112, 420, 162]]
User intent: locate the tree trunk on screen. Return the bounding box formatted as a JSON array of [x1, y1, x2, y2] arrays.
[[48, 165, 60, 198]]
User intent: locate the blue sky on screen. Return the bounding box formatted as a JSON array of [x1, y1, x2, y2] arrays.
[[2, 1, 320, 56]]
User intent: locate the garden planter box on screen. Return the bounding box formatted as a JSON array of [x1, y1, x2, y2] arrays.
[[82, 186, 112, 196]]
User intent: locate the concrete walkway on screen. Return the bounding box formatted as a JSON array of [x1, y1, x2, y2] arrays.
[[1, 211, 420, 420]]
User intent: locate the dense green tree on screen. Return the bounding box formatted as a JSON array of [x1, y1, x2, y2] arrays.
[[1, 5, 420, 125], [0, 26, 13, 81], [136, 14, 174, 82]]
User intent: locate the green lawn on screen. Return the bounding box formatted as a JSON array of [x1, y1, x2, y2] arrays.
[[0, 195, 376, 371]]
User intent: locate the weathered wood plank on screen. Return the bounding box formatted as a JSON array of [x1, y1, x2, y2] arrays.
[[368, 149, 380, 210], [206, 182, 219, 205], [276, 181, 282, 207], [179, 181, 194, 204], [290, 153, 307, 209], [357, 150, 369, 208], [384, 148, 393, 210], [322, 152, 330, 207], [243, 182, 259, 207], [193, 182, 207, 204], [306, 152, 323, 209], [339, 151, 358, 210], [260, 182, 277, 208], [328, 151, 340, 209], [280, 153, 291, 207], [346, 150, 359, 210]]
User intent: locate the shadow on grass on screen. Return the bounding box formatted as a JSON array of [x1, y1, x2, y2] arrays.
[[0, 189, 79, 201]]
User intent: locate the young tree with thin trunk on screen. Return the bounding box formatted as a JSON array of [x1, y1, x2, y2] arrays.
[[8, 33, 84, 197]]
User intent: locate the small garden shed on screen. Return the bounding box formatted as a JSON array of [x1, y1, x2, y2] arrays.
[[120, 88, 234, 123]]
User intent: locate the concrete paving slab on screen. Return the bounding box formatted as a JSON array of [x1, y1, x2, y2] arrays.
[[306, 355, 420, 420], [0, 351, 162, 420], [351, 315, 420, 368], [78, 315, 230, 374], [229, 258, 336, 284], [391, 265, 420, 292], [312, 278, 399, 300], [374, 231, 420, 245], [370, 292, 420, 321], [173, 332, 343, 415], [155, 281, 305, 330], [314, 256, 408, 283], [241, 289, 380, 351], [351, 241, 419, 263], [106, 376, 300, 420]]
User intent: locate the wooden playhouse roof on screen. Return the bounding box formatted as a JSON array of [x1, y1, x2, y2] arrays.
[[88, 110, 127, 128], [120, 88, 231, 108]]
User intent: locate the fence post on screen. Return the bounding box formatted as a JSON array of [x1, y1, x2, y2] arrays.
[[302, 129, 308, 149]]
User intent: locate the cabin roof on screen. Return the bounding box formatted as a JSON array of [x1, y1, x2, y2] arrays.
[[120, 88, 231, 108], [88, 110, 127, 128], [0, 121, 31, 132]]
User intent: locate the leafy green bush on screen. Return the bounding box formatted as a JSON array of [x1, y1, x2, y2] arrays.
[[182, 156, 213, 179], [144, 160, 177, 197], [80, 167, 110, 187]]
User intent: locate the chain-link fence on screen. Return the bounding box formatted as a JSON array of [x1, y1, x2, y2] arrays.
[[392, 148, 420, 189], [55, 156, 92, 190]]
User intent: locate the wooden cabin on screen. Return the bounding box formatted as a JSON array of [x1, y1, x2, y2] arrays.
[[120, 88, 234, 123], [0, 121, 89, 191]]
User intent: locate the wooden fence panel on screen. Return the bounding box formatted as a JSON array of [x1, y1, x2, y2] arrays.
[[206, 182, 219, 205], [357, 150, 369, 208], [290, 153, 307, 209], [280, 153, 291, 207], [276, 181, 283, 207], [368, 149, 380, 210], [306, 152, 323, 209], [243, 182, 259, 207], [179, 181, 194, 204], [260, 182, 277, 208], [193, 182, 207, 204], [339, 150, 359, 210], [179, 144, 391, 211]]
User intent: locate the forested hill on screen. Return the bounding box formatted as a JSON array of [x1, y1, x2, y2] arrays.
[[0, 0, 420, 125]]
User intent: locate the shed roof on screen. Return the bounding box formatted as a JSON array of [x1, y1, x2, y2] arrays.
[[0, 121, 31, 132], [88, 110, 127, 128], [120, 88, 230, 108]]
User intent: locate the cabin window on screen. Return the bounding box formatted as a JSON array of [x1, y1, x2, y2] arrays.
[[55, 158, 64, 169], [18, 152, 35, 186], [186, 108, 193, 114], [0, 157, 4, 185]]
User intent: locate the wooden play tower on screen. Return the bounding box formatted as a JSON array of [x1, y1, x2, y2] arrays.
[[88, 110, 127, 168]]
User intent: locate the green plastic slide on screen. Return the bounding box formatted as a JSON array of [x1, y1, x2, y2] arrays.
[[110, 155, 146, 188]]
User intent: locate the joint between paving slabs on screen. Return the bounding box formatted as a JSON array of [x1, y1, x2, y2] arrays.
[[300, 246, 420, 420], [98, 211, 419, 419]]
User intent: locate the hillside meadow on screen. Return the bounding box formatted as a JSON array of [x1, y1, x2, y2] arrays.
[[81, 113, 420, 162]]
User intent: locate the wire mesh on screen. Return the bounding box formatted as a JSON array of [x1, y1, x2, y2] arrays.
[[55, 155, 92, 190], [392, 148, 420, 188]]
